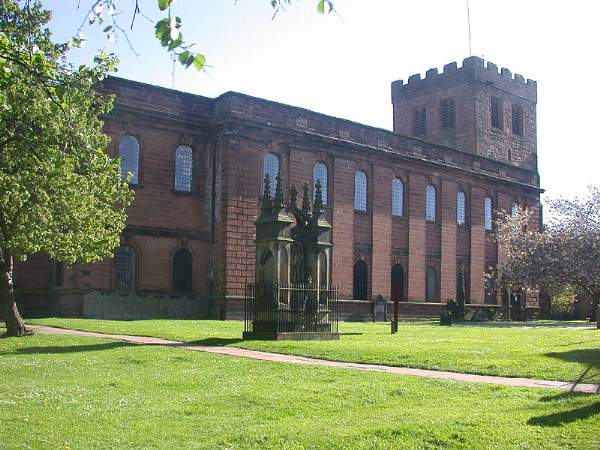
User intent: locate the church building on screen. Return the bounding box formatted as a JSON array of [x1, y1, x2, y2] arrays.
[[15, 56, 542, 320]]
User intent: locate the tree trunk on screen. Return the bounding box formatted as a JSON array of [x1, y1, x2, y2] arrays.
[[0, 248, 28, 337], [594, 293, 600, 330]]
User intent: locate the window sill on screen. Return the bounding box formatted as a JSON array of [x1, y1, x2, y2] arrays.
[[354, 209, 369, 216]]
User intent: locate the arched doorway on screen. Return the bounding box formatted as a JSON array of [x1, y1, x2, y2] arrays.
[[391, 264, 404, 302], [353, 260, 368, 300]]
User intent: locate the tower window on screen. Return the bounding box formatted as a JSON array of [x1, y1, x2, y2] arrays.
[[413, 107, 427, 137], [354, 170, 367, 211], [441, 99, 456, 129], [512, 104, 523, 136], [491, 97, 502, 129], [391, 178, 404, 217]]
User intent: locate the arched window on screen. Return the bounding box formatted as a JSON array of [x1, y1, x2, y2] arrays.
[[119, 135, 139, 184], [172, 249, 193, 293], [174, 145, 193, 192], [512, 202, 519, 218], [456, 191, 466, 225], [115, 246, 136, 292], [392, 178, 404, 217], [354, 170, 367, 211], [263, 153, 279, 197], [313, 162, 328, 206], [391, 264, 404, 302], [425, 267, 437, 302], [425, 184, 436, 222], [484, 197, 493, 231], [353, 260, 368, 300]]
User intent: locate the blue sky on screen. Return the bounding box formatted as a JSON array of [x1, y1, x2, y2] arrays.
[[44, 0, 600, 202]]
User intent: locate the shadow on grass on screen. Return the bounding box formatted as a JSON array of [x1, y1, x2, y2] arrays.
[[545, 349, 600, 370], [528, 402, 600, 427], [1, 341, 131, 355], [185, 338, 244, 346]]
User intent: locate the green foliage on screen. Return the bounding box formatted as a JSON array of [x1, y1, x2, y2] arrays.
[[81, 1, 335, 72], [0, 0, 132, 264], [549, 286, 578, 317], [28, 318, 600, 383], [2, 331, 599, 449]]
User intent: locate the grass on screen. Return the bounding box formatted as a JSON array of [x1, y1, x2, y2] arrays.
[[1, 329, 599, 449], [28, 318, 600, 384]]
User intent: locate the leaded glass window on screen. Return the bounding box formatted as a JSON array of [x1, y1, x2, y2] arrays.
[[484, 197, 493, 231], [425, 184, 436, 222], [174, 145, 193, 192], [354, 170, 367, 211], [456, 191, 466, 225], [263, 153, 279, 197], [119, 135, 139, 184], [313, 162, 328, 206], [392, 178, 404, 217], [115, 246, 135, 292]]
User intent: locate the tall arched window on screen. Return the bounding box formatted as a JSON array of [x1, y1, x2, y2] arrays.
[[456, 191, 466, 225], [263, 153, 279, 197], [391, 264, 404, 302], [512, 202, 519, 218], [392, 178, 404, 217], [313, 162, 328, 206], [172, 249, 193, 293], [425, 267, 437, 302], [425, 184, 436, 222], [354, 170, 367, 211], [174, 145, 193, 192], [484, 197, 493, 231], [115, 246, 136, 293], [119, 135, 140, 184], [353, 260, 368, 300]]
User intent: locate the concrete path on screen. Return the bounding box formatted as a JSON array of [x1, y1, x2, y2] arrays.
[[32, 325, 600, 395]]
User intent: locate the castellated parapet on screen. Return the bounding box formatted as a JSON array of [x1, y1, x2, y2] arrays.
[[391, 56, 536, 103]]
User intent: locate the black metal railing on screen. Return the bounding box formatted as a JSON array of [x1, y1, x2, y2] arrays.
[[244, 283, 339, 335]]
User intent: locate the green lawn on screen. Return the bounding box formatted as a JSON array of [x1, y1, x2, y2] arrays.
[[1, 330, 599, 449], [28, 318, 600, 384]]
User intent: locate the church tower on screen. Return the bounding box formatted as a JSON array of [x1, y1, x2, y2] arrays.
[[391, 56, 538, 175]]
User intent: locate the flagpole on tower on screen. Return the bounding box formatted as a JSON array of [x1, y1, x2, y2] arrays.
[[466, 0, 472, 56]]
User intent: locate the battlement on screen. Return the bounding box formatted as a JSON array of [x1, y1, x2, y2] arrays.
[[391, 56, 537, 102]]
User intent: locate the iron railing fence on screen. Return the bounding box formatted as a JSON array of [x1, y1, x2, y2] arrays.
[[244, 283, 339, 335]]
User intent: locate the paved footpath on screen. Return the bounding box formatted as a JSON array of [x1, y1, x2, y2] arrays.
[[32, 325, 600, 395]]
